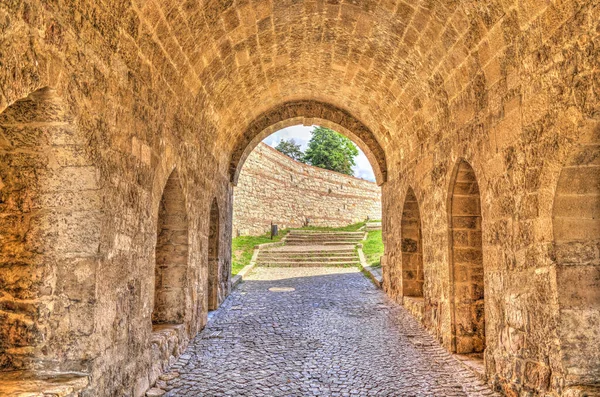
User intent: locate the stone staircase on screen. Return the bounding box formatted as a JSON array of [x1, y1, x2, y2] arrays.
[[256, 230, 364, 267], [283, 230, 365, 245], [365, 221, 382, 231]]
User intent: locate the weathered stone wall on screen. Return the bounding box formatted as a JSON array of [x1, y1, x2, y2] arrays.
[[379, 3, 600, 396], [233, 143, 381, 236], [0, 1, 598, 396], [0, 3, 233, 395]]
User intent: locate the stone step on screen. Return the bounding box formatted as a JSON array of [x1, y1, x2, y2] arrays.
[[262, 248, 356, 253], [285, 238, 362, 244], [259, 250, 357, 255], [258, 253, 357, 259], [285, 240, 362, 245], [287, 232, 364, 236], [285, 236, 364, 240], [259, 261, 360, 267], [257, 256, 358, 263], [288, 231, 364, 236], [260, 251, 356, 256]]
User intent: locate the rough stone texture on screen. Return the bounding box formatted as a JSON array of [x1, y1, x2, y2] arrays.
[[0, 371, 89, 396], [0, 0, 598, 396], [449, 161, 485, 355], [552, 141, 600, 391], [0, 88, 102, 373], [400, 187, 425, 298], [162, 267, 498, 397], [233, 143, 381, 236]]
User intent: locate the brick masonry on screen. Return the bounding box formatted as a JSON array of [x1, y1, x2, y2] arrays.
[[233, 143, 381, 236]]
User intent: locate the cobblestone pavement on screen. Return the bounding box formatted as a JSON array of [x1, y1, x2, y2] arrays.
[[163, 267, 498, 396]]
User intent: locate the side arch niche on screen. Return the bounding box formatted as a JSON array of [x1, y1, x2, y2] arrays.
[[153, 168, 189, 325], [401, 187, 424, 298], [448, 160, 485, 355], [208, 198, 221, 311]]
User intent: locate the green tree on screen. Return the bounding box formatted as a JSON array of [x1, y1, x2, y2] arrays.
[[274, 138, 304, 161], [303, 127, 359, 175]]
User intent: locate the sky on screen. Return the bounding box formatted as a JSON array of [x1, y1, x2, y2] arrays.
[[262, 125, 376, 182]]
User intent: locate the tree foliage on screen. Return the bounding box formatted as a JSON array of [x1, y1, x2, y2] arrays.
[[274, 138, 304, 161], [303, 127, 358, 175]]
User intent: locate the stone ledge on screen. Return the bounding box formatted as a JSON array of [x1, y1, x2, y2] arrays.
[[148, 324, 188, 391], [453, 353, 486, 382], [0, 371, 89, 397], [254, 241, 285, 249], [357, 247, 382, 288], [231, 262, 256, 289], [403, 297, 425, 324]]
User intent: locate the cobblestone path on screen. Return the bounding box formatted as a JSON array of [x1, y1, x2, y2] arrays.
[[163, 267, 497, 396]]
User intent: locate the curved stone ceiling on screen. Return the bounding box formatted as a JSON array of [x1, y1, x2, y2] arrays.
[[134, 0, 506, 174]]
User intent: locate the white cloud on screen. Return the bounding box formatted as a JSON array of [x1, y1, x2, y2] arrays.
[[262, 124, 376, 182], [263, 125, 313, 149]]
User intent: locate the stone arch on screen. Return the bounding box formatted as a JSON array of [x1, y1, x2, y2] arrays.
[[447, 160, 485, 355], [401, 187, 424, 298], [551, 139, 599, 390], [0, 87, 101, 371], [208, 198, 220, 311], [229, 100, 387, 186], [152, 168, 189, 325]]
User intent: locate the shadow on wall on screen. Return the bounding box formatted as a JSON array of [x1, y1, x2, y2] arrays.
[[448, 160, 485, 356], [208, 198, 221, 310], [0, 87, 101, 373], [552, 140, 600, 392], [153, 168, 189, 326]]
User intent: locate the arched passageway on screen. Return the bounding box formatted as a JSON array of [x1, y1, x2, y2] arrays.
[[448, 160, 485, 355], [208, 198, 221, 311], [1, 1, 597, 395], [400, 188, 424, 298], [153, 169, 189, 325], [552, 139, 600, 391]]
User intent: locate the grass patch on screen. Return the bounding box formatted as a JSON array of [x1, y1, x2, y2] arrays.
[[362, 230, 384, 268], [231, 230, 287, 275], [293, 221, 366, 232]]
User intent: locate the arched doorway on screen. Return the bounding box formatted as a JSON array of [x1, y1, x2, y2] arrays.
[[153, 169, 188, 325], [229, 100, 387, 187], [208, 198, 220, 311], [448, 160, 485, 354], [401, 187, 424, 298], [552, 140, 600, 390]]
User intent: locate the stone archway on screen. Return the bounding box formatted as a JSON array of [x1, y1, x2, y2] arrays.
[[448, 160, 485, 355], [552, 139, 600, 391], [401, 187, 424, 298], [229, 100, 387, 187], [208, 198, 220, 311], [153, 168, 189, 325]]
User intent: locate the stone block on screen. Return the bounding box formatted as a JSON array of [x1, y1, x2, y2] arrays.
[[556, 265, 600, 309]]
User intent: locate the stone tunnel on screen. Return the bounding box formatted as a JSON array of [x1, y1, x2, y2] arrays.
[[0, 1, 598, 396]]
